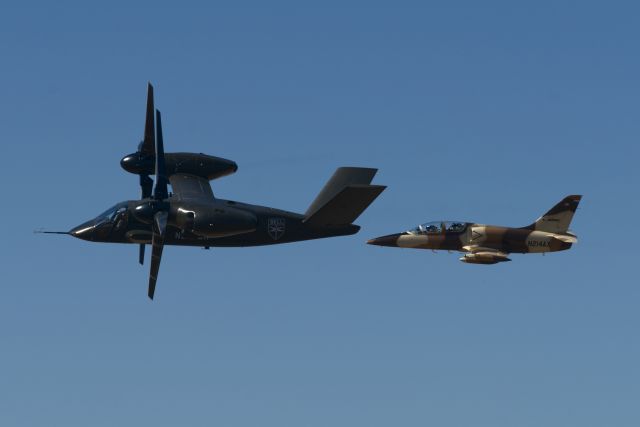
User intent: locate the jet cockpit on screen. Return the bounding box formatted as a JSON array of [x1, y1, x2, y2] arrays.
[[94, 202, 129, 225], [408, 221, 467, 235]]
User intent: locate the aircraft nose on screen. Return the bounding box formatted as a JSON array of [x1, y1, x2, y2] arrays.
[[69, 220, 96, 241], [367, 233, 402, 247]]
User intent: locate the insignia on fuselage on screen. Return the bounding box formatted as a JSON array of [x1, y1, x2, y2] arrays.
[[267, 218, 286, 240]]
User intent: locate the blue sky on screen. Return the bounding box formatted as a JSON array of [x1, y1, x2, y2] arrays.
[[1, 2, 639, 426]]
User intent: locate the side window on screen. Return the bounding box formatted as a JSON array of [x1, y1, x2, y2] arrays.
[[114, 207, 128, 230], [410, 222, 445, 235], [447, 222, 465, 233], [425, 225, 439, 233], [419, 223, 441, 234], [111, 207, 126, 221]]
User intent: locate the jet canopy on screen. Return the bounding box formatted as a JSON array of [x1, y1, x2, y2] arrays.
[[95, 202, 128, 224], [408, 221, 467, 235]]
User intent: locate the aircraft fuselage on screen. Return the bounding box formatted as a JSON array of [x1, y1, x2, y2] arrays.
[[70, 198, 359, 247], [368, 222, 573, 254]]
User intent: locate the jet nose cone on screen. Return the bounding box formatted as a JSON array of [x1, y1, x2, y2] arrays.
[[367, 233, 402, 247], [69, 220, 96, 241]]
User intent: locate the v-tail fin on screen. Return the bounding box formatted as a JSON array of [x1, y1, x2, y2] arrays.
[[304, 167, 385, 226]]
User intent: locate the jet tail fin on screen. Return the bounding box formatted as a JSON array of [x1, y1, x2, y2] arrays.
[[523, 195, 582, 233], [304, 167, 385, 226]]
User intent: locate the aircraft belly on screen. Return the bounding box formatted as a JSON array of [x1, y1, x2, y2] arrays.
[[150, 216, 358, 248]]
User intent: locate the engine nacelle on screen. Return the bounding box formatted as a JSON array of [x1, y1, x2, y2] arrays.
[[459, 253, 511, 264], [175, 205, 257, 238], [121, 152, 238, 181]]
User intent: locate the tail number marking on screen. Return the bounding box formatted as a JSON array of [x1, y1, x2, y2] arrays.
[[527, 240, 549, 247]]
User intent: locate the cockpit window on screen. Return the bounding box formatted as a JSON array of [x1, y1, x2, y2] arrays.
[[95, 202, 128, 223], [408, 221, 467, 235], [408, 221, 442, 235], [446, 222, 466, 232]]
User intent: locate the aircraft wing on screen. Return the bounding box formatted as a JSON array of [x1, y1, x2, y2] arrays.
[[462, 245, 507, 254], [460, 245, 511, 264], [169, 173, 214, 202]]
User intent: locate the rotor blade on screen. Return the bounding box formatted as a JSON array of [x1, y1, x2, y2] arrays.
[[153, 109, 168, 200], [140, 83, 155, 155], [139, 243, 145, 265], [148, 211, 168, 300], [140, 174, 153, 199]]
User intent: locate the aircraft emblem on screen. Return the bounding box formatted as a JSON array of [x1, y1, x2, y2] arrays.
[[267, 217, 286, 240]]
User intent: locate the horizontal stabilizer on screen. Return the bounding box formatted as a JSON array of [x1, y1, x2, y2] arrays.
[[554, 234, 578, 243], [304, 184, 386, 226]]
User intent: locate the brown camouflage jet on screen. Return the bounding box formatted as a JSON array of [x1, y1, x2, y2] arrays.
[[367, 195, 582, 264]]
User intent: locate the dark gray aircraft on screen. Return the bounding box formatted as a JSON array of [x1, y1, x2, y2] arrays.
[[41, 84, 385, 299]]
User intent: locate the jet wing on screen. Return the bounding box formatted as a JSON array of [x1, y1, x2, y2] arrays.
[[169, 173, 214, 202], [462, 245, 508, 255]]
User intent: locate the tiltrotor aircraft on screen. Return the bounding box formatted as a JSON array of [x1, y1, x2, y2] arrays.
[[41, 84, 385, 299], [367, 195, 582, 264]]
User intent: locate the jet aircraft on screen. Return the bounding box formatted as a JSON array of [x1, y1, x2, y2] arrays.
[[367, 195, 582, 264], [40, 84, 386, 299]]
